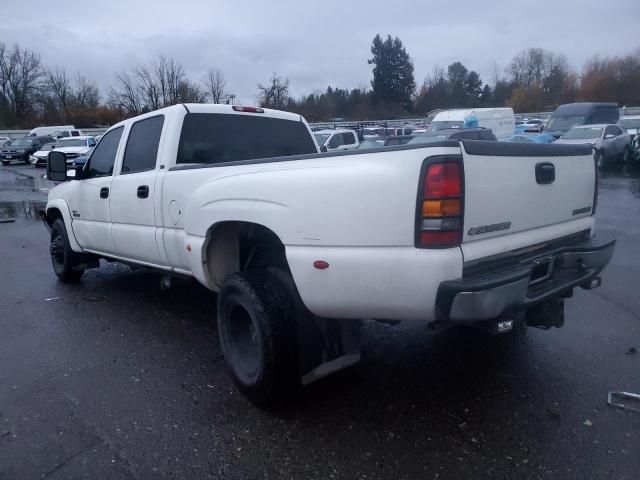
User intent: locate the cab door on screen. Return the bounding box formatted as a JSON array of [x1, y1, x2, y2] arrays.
[[67, 126, 124, 255], [109, 115, 165, 266]]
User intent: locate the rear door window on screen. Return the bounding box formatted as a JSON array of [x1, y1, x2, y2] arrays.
[[342, 132, 356, 145], [121, 115, 164, 174], [328, 134, 343, 149], [177, 113, 317, 165]]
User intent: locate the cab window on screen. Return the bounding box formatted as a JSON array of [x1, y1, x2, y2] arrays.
[[121, 115, 164, 174], [85, 127, 124, 178]]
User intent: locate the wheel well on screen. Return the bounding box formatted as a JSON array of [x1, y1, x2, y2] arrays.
[[46, 207, 63, 227], [205, 222, 288, 289]]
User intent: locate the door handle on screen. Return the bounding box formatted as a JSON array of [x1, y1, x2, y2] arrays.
[[535, 162, 555, 184], [137, 185, 150, 198], [100, 187, 109, 199]]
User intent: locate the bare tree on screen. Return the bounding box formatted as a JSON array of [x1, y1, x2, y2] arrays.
[[257, 72, 290, 109], [0, 43, 45, 123], [135, 64, 161, 110], [46, 67, 72, 117], [73, 73, 100, 109], [202, 68, 226, 103], [109, 71, 142, 114], [177, 80, 207, 103], [109, 56, 206, 113]]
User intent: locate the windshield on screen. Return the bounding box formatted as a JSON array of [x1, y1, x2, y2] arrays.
[[431, 121, 463, 131], [57, 139, 87, 147], [618, 118, 640, 129], [547, 115, 585, 131], [314, 134, 331, 146], [8, 139, 33, 147], [562, 127, 603, 139]]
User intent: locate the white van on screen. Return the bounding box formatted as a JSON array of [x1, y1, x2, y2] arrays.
[[430, 108, 515, 141], [27, 125, 80, 138]]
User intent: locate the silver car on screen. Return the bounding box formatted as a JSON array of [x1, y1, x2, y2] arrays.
[[555, 124, 632, 168]]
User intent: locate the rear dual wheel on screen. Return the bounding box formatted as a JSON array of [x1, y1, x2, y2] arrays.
[[217, 269, 299, 407]]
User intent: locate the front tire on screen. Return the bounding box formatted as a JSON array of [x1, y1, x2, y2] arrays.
[[217, 270, 298, 407], [50, 219, 84, 282]]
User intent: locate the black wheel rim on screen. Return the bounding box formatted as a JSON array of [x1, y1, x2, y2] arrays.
[[50, 232, 65, 267], [227, 304, 260, 377]]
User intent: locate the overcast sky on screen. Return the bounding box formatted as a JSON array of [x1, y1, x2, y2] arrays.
[[1, 0, 638, 104]]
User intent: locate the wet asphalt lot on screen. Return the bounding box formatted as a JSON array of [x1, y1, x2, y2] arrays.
[[0, 164, 639, 479]]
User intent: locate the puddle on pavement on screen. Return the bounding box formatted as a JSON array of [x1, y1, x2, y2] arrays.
[[0, 201, 47, 221]]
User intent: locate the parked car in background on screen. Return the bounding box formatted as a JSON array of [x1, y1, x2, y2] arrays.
[[515, 121, 544, 133], [391, 127, 413, 136], [506, 133, 555, 144], [357, 138, 384, 150], [383, 135, 415, 147], [1, 136, 56, 165], [617, 115, 640, 140], [51, 128, 84, 139], [71, 147, 95, 167], [546, 103, 619, 139], [555, 124, 631, 167], [27, 125, 75, 137], [430, 108, 515, 140], [409, 128, 498, 145], [30, 143, 56, 167], [52, 136, 97, 163], [314, 129, 360, 152], [362, 127, 384, 138]]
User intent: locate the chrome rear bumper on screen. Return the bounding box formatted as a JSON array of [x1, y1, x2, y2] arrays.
[[436, 238, 615, 322]]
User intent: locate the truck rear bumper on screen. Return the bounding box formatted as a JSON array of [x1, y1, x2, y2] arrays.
[[436, 238, 615, 322]]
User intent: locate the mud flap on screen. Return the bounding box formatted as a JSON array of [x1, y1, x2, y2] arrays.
[[526, 298, 565, 329], [298, 316, 361, 386]]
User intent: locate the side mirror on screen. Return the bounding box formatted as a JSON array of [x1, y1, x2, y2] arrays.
[[604, 134, 615, 139], [47, 151, 69, 181], [320, 145, 328, 153]]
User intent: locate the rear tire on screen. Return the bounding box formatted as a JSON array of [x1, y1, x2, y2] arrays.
[[217, 269, 299, 407], [50, 219, 84, 282]]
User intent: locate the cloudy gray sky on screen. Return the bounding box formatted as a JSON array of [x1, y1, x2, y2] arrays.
[[1, 0, 638, 103]]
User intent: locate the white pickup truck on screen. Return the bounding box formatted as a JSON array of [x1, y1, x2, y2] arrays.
[[42, 104, 615, 406]]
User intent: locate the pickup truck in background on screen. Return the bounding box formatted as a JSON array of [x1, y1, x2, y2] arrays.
[[42, 104, 615, 406]]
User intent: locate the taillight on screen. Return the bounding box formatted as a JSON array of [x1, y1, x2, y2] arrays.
[[416, 158, 464, 248]]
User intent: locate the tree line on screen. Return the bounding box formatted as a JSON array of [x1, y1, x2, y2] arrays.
[[1, 37, 639, 129]]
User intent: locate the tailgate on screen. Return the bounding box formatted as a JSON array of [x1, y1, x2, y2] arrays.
[[460, 141, 596, 261]]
